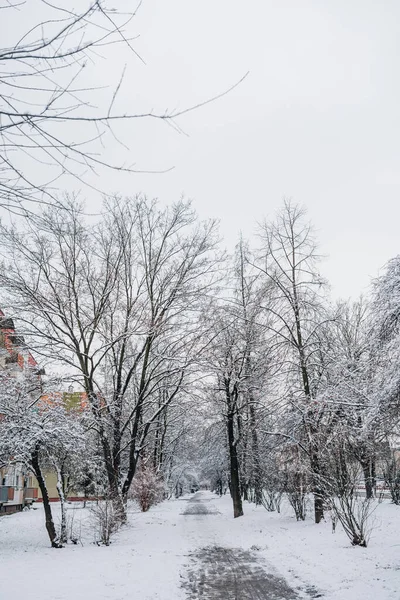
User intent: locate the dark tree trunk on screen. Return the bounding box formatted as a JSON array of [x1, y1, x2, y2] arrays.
[[227, 407, 243, 518], [242, 483, 249, 501], [237, 409, 248, 502], [31, 447, 60, 548], [361, 457, 375, 500], [121, 430, 140, 501], [86, 389, 127, 522], [310, 448, 324, 524], [121, 336, 153, 500], [249, 403, 263, 505], [153, 416, 161, 470], [98, 431, 127, 521], [292, 258, 325, 525]]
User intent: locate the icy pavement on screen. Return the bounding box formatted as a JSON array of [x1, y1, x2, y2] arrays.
[[183, 545, 300, 599], [181, 491, 301, 599], [182, 492, 221, 515]]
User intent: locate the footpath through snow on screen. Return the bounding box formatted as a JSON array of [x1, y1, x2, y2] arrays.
[[0, 491, 399, 600]]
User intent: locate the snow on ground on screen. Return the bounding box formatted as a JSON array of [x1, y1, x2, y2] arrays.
[[0, 492, 399, 600], [0, 499, 189, 600], [214, 496, 400, 600]]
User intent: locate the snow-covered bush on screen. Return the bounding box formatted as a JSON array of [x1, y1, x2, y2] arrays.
[[323, 452, 376, 547], [130, 465, 165, 512], [283, 462, 309, 521], [65, 509, 82, 545], [286, 479, 307, 521], [91, 499, 121, 546], [261, 487, 284, 513], [260, 459, 285, 513], [326, 494, 375, 547]]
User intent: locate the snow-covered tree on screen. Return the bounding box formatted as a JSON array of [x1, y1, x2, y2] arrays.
[[255, 201, 332, 524], [0, 372, 87, 546], [0, 196, 221, 521]]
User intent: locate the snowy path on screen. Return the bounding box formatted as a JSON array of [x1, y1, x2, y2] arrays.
[[1, 493, 399, 599], [180, 491, 300, 599]]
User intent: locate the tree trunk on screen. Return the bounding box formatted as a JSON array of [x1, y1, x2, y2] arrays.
[[292, 255, 325, 525], [97, 429, 127, 522], [109, 476, 126, 522], [31, 447, 61, 548], [227, 408, 243, 518], [121, 434, 139, 502], [55, 464, 67, 544], [361, 457, 375, 500], [121, 336, 152, 500], [310, 448, 324, 524], [249, 403, 263, 505], [237, 410, 248, 501], [87, 390, 127, 523]]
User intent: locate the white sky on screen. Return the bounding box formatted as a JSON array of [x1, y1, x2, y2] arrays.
[[6, 1, 400, 299]]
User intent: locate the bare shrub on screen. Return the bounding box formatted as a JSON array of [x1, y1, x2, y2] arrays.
[[326, 494, 375, 547], [130, 465, 165, 512], [66, 507, 83, 546], [90, 499, 121, 546], [261, 484, 284, 513], [323, 458, 376, 547], [284, 470, 308, 521], [260, 455, 286, 513], [287, 489, 307, 521]]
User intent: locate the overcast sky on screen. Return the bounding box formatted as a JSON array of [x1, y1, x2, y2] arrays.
[[8, 1, 400, 299]]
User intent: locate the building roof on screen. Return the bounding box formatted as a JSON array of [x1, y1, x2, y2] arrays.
[[0, 309, 38, 373]]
